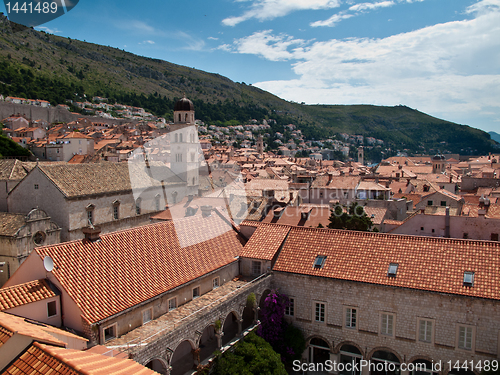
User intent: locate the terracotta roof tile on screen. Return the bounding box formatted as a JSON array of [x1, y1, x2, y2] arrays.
[[240, 223, 290, 260], [34, 215, 242, 323], [272, 225, 500, 300], [0, 280, 56, 311], [2, 342, 158, 375], [0, 312, 67, 347]]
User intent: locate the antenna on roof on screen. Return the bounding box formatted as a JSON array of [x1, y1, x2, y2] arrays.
[[43, 256, 54, 273]]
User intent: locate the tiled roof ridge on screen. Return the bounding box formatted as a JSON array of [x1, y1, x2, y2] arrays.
[[0, 278, 48, 293], [34, 220, 175, 254], [31, 343, 82, 374], [257, 221, 500, 247]]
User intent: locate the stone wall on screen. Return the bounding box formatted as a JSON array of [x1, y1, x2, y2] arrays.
[[273, 271, 500, 366]]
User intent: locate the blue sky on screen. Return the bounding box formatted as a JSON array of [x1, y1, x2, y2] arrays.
[[2, 0, 500, 133]]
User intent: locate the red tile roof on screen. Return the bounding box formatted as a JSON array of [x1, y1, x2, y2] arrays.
[[0, 280, 56, 311], [271, 225, 500, 301], [34, 215, 242, 323], [2, 342, 158, 375], [240, 223, 291, 260], [0, 312, 67, 347]]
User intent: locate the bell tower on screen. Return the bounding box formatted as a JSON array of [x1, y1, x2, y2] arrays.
[[170, 95, 200, 197]]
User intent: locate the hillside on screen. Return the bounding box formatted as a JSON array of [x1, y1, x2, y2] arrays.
[[489, 132, 500, 143], [0, 15, 497, 156]]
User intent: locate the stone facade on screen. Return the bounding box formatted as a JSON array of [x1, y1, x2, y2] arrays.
[[0, 209, 60, 286], [274, 271, 500, 372]]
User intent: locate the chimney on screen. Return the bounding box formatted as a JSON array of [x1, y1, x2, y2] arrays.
[[82, 226, 101, 242], [445, 206, 450, 238], [200, 205, 212, 217]]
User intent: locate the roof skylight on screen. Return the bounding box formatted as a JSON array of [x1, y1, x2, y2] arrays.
[[463, 271, 474, 287], [387, 263, 398, 277], [314, 255, 326, 269]]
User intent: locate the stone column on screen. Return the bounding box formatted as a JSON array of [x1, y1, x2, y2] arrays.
[[329, 352, 339, 374], [192, 348, 200, 367], [215, 332, 223, 349], [237, 319, 243, 336]]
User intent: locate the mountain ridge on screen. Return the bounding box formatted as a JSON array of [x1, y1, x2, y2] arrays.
[[0, 15, 497, 156]]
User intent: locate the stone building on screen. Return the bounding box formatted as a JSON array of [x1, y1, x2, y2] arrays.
[[240, 223, 500, 373], [0, 209, 60, 286], [7, 162, 184, 241]]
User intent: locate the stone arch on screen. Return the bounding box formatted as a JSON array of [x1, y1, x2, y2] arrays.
[[306, 335, 332, 365], [222, 311, 239, 346], [334, 340, 364, 357], [407, 357, 441, 375], [198, 323, 217, 362], [170, 339, 196, 375], [258, 289, 271, 320], [305, 335, 333, 352], [366, 346, 402, 363], [241, 299, 255, 330], [145, 357, 168, 374]]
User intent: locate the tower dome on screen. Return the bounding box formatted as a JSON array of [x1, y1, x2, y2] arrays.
[[174, 96, 194, 111]]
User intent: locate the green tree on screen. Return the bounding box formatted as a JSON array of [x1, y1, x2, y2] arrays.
[[328, 202, 374, 231], [210, 332, 287, 375]]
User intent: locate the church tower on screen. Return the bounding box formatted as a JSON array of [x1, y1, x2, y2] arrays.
[[357, 146, 364, 165], [257, 135, 264, 155], [170, 96, 200, 197]]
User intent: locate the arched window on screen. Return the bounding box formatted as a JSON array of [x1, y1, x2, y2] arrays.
[[185, 113, 188, 121], [180, 133, 183, 143], [175, 133, 178, 143], [178, 113, 181, 122]]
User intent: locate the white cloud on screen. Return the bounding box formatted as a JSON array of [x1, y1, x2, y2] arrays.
[[310, 11, 353, 27], [128, 20, 156, 34], [176, 31, 206, 51], [35, 26, 61, 34], [222, 0, 341, 26], [312, 0, 396, 27], [238, 1, 500, 129], [208, 36, 219, 40], [139, 40, 155, 45], [349, 1, 395, 12], [223, 30, 306, 61]]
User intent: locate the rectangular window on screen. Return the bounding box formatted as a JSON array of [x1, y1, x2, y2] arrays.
[[168, 298, 177, 312], [458, 325, 473, 350], [491, 233, 499, 241], [345, 307, 357, 329], [192, 286, 200, 299], [441, 201, 447, 207], [418, 319, 433, 343], [427, 200, 433, 206], [34, 184, 39, 190], [315, 302, 325, 323], [142, 308, 152, 324], [103, 325, 116, 341], [113, 205, 119, 220], [135, 201, 141, 215], [47, 301, 57, 317], [285, 298, 294, 317], [252, 261, 261, 276], [87, 210, 93, 225], [380, 313, 394, 336], [212, 277, 220, 289]]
